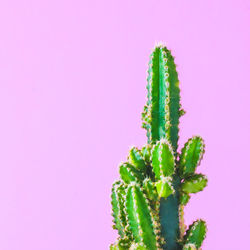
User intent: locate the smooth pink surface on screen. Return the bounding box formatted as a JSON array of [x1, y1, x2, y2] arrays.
[[0, 0, 249, 249]]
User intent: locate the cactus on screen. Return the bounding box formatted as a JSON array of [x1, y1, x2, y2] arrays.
[[110, 43, 208, 250]]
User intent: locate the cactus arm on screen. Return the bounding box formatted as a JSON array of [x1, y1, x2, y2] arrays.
[[125, 184, 163, 250], [151, 139, 175, 179], [128, 147, 147, 171], [181, 174, 208, 194], [179, 136, 205, 177], [183, 220, 207, 248], [111, 181, 127, 238], [119, 163, 144, 184]]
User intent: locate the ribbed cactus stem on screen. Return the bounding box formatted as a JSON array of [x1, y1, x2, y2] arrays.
[[143, 44, 180, 151]]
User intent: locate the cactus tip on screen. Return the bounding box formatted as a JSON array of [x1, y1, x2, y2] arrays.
[[154, 41, 166, 48]]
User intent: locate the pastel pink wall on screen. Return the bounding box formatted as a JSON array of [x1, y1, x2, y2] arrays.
[[0, 0, 249, 249]]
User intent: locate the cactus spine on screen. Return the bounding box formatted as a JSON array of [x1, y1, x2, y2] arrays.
[[110, 43, 208, 250]]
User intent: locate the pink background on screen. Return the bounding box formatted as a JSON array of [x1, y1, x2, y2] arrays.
[[0, 0, 249, 249]]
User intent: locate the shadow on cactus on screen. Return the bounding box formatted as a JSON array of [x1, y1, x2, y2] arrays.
[[110, 43, 208, 250]]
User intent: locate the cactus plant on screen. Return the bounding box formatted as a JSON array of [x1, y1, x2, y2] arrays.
[[110, 43, 208, 250]]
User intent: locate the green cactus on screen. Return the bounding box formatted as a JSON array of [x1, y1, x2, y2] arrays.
[[110, 43, 208, 250]]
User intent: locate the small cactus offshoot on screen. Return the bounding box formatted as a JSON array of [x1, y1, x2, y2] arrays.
[[110, 44, 208, 250]]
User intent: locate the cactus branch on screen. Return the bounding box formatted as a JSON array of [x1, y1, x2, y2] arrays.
[[125, 184, 163, 249], [179, 136, 205, 177], [183, 220, 207, 248], [111, 181, 127, 238]]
